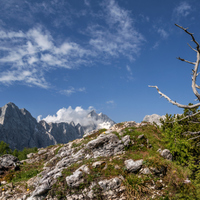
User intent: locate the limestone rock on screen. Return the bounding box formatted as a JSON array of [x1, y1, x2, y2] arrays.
[[0, 154, 19, 168], [143, 114, 166, 126], [121, 135, 131, 146], [158, 149, 173, 161], [30, 181, 51, 197], [76, 164, 90, 174], [66, 170, 84, 188], [124, 159, 143, 172], [140, 167, 151, 175], [0, 154, 20, 175], [98, 177, 121, 191], [92, 161, 106, 168], [138, 134, 145, 139], [86, 133, 124, 158]]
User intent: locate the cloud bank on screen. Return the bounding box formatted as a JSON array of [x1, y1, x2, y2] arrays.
[[0, 0, 144, 89], [174, 2, 191, 17], [0, 27, 90, 88], [38, 106, 95, 126]]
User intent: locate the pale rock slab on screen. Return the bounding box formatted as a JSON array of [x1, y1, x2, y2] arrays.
[[124, 159, 143, 172]]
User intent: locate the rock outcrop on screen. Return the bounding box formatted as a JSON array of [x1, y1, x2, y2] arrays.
[[0, 121, 188, 200], [0, 154, 20, 176], [143, 114, 166, 126]]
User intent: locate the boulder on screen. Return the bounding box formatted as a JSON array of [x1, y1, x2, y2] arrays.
[[30, 181, 51, 197], [66, 165, 90, 188], [92, 161, 106, 168], [140, 167, 151, 175], [158, 149, 173, 161], [0, 154, 20, 174], [124, 159, 143, 172], [121, 135, 131, 146], [98, 177, 121, 191], [66, 170, 84, 188]]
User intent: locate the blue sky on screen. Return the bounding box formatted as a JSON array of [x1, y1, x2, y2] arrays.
[[0, 0, 200, 123]]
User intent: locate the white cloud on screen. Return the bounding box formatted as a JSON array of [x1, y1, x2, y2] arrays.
[[27, 28, 53, 51], [152, 41, 160, 49], [60, 88, 75, 96], [157, 28, 169, 39], [0, 68, 49, 88], [0, 0, 145, 88], [88, 0, 144, 61], [0, 30, 25, 39], [84, 0, 90, 6], [60, 87, 86, 96], [106, 100, 114, 104], [78, 87, 86, 92], [39, 106, 95, 126], [126, 65, 132, 75], [0, 1, 73, 28], [39, 106, 112, 130], [174, 2, 191, 17], [0, 27, 91, 88]]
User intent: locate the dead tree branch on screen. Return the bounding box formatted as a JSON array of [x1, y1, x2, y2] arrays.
[[188, 43, 197, 52], [149, 24, 200, 108], [164, 110, 200, 124], [183, 131, 200, 136], [177, 57, 195, 65], [175, 24, 200, 51], [148, 85, 200, 108], [188, 135, 200, 140]]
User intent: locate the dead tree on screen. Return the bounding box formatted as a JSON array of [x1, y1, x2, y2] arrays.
[[149, 24, 200, 109], [150, 24, 200, 142]]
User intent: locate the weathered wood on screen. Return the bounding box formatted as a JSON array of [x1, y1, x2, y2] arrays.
[[149, 24, 200, 109]]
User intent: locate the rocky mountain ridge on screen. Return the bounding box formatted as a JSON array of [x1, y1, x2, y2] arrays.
[[0, 103, 115, 150], [0, 121, 192, 200]]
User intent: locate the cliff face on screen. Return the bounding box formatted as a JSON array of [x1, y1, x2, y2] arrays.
[[0, 103, 56, 150], [0, 103, 84, 150], [0, 103, 114, 150], [39, 120, 84, 144]]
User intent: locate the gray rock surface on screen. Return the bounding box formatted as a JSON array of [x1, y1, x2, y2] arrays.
[[86, 133, 124, 158], [159, 149, 173, 161], [0, 121, 172, 200], [140, 167, 151, 175], [0, 154, 19, 168], [122, 135, 131, 146], [66, 170, 84, 188], [143, 114, 166, 126], [0, 154, 20, 174], [98, 177, 121, 191], [124, 159, 143, 172]]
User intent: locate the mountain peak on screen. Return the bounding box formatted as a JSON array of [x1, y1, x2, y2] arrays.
[[5, 102, 18, 109], [88, 110, 97, 116]]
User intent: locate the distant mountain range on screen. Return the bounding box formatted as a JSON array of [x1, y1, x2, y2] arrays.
[[0, 102, 115, 150]]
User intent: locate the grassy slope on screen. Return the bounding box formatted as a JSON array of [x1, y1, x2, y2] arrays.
[[0, 123, 198, 199]]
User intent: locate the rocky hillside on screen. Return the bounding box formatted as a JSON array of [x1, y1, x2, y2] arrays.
[[0, 121, 194, 200], [0, 103, 115, 150]]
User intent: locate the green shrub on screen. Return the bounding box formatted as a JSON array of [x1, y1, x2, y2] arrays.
[[0, 141, 12, 156]]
